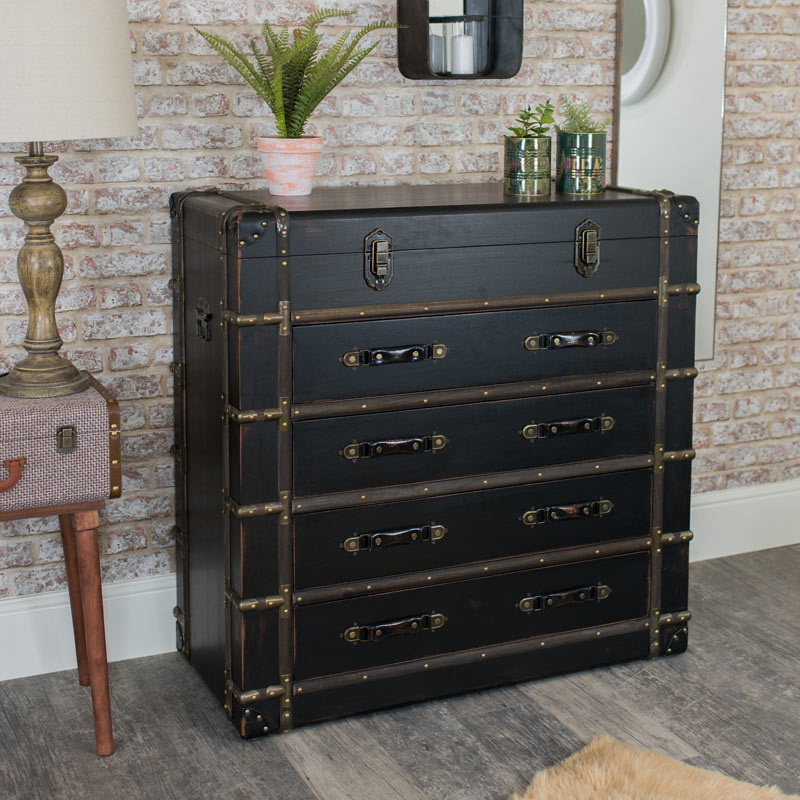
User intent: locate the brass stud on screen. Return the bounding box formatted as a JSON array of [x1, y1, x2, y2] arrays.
[[112, 485, 120, 492], [253, 233, 259, 239], [362, 675, 368, 680], [239, 240, 245, 246], [261, 221, 268, 227], [111, 459, 119, 466], [481, 653, 486, 658]]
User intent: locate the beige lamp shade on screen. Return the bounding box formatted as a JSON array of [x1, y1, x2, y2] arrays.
[[0, 0, 138, 143]]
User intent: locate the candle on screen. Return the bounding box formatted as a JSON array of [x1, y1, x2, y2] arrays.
[[450, 34, 474, 74], [429, 33, 445, 74]]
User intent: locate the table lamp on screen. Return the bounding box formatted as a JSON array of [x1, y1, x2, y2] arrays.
[[0, 0, 137, 397]]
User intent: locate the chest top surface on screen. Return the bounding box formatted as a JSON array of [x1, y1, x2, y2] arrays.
[[176, 183, 701, 259]]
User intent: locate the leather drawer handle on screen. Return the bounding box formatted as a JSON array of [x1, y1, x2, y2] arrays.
[[524, 330, 617, 351], [343, 524, 447, 554], [342, 434, 447, 461], [522, 416, 614, 441], [343, 343, 447, 367], [343, 612, 447, 644], [0, 457, 26, 494], [522, 499, 614, 526], [518, 583, 612, 613]]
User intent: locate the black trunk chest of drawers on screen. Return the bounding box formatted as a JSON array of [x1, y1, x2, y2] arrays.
[[171, 183, 699, 738]]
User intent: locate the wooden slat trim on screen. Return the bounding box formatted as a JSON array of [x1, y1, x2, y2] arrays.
[[0, 500, 104, 523], [294, 536, 653, 605], [291, 370, 656, 421], [292, 454, 655, 514], [291, 286, 658, 324], [86, 375, 122, 499], [225, 678, 285, 704], [293, 617, 650, 695]]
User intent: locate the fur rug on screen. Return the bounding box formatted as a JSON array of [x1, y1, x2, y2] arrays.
[[511, 736, 800, 800]]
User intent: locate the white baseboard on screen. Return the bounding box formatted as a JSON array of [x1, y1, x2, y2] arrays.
[[1, 479, 799, 681], [0, 573, 176, 682], [690, 477, 800, 562]]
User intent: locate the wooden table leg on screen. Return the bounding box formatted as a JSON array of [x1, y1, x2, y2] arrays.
[[59, 514, 90, 687], [74, 510, 114, 757]]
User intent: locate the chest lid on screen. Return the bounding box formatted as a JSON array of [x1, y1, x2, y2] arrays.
[[176, 183, 697, 259], [0, 386, 111, 448]]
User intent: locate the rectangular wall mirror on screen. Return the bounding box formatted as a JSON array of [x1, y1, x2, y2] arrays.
[[616, 0, 728, 361]]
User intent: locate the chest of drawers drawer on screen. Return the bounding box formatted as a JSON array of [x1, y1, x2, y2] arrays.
[[293, 302, 656, 402], [294, 468, 652, 589], [173, 183, 698, 738], [294, 551, 651, 681], [293, 385, 653, 496]]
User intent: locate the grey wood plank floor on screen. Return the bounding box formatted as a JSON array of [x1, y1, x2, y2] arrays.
[[1, 544, 798, 800]]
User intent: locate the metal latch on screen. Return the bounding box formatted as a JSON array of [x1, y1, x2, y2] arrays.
[[57, 425, 77, 453], [364, 228, 394, 291], [575, 219, 601, 277]]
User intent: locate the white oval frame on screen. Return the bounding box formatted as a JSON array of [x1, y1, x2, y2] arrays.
[[621, 0, 671, 105]]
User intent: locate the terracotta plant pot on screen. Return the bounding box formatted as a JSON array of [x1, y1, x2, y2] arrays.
[[256, 136, 324, 196]]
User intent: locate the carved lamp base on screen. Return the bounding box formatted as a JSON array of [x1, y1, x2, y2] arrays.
[[0, 143, 90, 398]]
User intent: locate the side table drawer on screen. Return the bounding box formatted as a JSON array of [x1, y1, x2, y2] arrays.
[[294, 469, 652, 589]]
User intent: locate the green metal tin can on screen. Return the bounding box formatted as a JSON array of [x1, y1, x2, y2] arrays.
[[503, 136, 551, 196], [556, 132, 606, 195]]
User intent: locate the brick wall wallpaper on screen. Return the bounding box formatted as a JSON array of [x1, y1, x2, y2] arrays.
[[0, 0, 793, 599]]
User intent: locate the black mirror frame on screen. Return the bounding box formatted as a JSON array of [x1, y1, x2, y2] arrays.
[[397, 0, 523, 80]]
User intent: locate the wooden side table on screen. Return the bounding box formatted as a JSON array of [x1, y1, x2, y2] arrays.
[[0, 378, 121, 756]]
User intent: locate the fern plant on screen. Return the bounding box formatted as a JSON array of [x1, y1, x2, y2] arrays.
[[506, 99, 555, 138], [557, 95, 610, 134], [196, 10, 397, 139]]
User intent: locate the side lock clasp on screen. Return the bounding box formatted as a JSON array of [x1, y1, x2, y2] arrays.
[[575, 219, 601, 277], [364, 228, 394, 291]]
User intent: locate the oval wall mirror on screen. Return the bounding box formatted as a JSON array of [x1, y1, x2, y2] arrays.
[[620, 0, 671, 105]]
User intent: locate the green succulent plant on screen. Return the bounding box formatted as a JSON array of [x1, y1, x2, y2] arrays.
[[557, 95, 610, 134], [506, 99, 555, 138], [196, 10, 398, 139]]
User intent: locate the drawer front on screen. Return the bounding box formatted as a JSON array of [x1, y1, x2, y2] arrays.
[[294, 469, 652, 589], [293, 302, 657, 402], [293, 385, 653, 497], [294, 551, 650, 679], [290, 239, 660, 312]]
